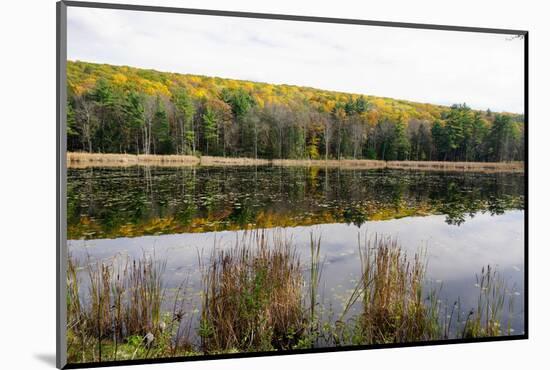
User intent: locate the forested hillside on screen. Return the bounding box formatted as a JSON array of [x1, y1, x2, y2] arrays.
[[67, 60, 524, 162]]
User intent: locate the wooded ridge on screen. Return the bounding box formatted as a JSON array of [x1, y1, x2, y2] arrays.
[[67, 60, 525, 162]]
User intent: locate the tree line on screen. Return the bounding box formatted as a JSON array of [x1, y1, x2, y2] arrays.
[[67, 61, 524, 162]]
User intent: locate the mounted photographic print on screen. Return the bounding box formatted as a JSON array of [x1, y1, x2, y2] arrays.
[[56, 1, 528, 368]]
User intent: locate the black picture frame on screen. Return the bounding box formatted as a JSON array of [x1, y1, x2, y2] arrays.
[[56, 1, 529, 368]]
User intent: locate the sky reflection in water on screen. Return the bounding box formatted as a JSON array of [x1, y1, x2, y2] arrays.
[[68, 210, 524, 335]]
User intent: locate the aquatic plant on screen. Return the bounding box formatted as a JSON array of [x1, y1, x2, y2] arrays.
[[461, 265, 512, 338], [66, 231, 519, 364], [66, 254, 192, 363], [356, 235, 441, 344], [199, 230, 305, 353], [305, 232, 324, 348]]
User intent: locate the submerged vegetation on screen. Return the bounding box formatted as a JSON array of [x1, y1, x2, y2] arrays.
[[67, 166, 524, 240], [67, 231, 518, 364], [67, 61, 524, 162]]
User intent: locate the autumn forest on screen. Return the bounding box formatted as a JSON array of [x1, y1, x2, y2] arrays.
[[67, 60, 524, 163]]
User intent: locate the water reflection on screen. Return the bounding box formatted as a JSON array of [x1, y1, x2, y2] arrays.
[[68, 166, 524, 239], [68, 210, 524, 336]]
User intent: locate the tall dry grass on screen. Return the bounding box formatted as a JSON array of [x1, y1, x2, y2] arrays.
[[271, 159, 386, 169], [199, 156, 270, 166], [67, 232, 518, 363], [356, 235, 440, 344], [199, 231, 305, 353], [386, 160, 523, 173], [67, 152, 523, 172], [67, 152, 200, 168], [275, 159, 522, 173], [66, 254, 191, 363]]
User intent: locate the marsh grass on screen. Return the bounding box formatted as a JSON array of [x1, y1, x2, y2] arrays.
[[386, 160, 523, 173], [461, 265, 512, 338], [67, 152, 200, 167], [200, 156, 270, 166], [67, 152, 268, 168], [67, 232, 518, 363], [320, 235, 513, 346], [66, 253, 193, 363], [271, 159, 386, 169], [356, 235, 441, 344], [323, 235, 439, 346], [304, 233, 324, 348], [67, 152, 523, 173], [199, 231, 305, 353]]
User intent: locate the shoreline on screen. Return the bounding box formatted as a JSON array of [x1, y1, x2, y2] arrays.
[[67, 152, 524, 173]]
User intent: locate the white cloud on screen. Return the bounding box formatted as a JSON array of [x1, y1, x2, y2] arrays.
[[67, 7, 524, 113]]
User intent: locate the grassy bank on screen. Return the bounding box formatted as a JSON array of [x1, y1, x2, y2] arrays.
[[272, 158, 386, 169], [386, 160, 523, 173], [67, 152, 267, 168], [67, 152, 523, 172], [67, 152, 200, 167], [67, 231, 517, 364]]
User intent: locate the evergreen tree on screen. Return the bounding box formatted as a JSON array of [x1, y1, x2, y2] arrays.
[[202, 107, 218, 156], [487, 114, 519, 161], [394, 119, 410, 160], [123, 91, 145, 154], [151, 96, 172, 154], [431, 120, 447, 160], [172, 88, 195, 154]]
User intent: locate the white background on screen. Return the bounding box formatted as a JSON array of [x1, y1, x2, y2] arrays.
[[0, 0, 546, 369]]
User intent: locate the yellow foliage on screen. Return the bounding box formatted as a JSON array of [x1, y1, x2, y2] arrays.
[[65, 60, 477, 125], [112, 73, 128, 85]]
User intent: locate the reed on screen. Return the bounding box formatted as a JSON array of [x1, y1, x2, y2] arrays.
[[66, 254, 191, 363], [461, 265, 510, 338], [199, 156, 270, 166], [67, 152, 200, 168], [386, 160, 523, 173], [67, 232, 518, 362], [272, 159, 522, 173], [271, 159, 386, 169], [352, 235, 441, 344], [67, 152, 523, 172], [302, 232, 324, 348], [199, 230, 305, 353]]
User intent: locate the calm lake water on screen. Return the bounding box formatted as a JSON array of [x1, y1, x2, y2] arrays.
[[67, 166, 525, 340]]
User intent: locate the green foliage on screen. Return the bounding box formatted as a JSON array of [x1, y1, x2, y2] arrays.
[[202, 107, 218, 155], [151, 96, 172, 154], [394, 119, 410, 160], [122, 91, 145, 153], [221, 88, 255, 119], [123, 91, 144, 130], [67, 101, 78, 144], [487, 114, 521, 162], [171, 87, 196, 154], [431, 120, 447, 160]]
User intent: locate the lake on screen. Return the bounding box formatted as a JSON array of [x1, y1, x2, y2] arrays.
[[67, 166, 525, 345]]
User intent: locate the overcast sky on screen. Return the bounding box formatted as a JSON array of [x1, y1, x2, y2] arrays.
[[67, 7, 524, 113]]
